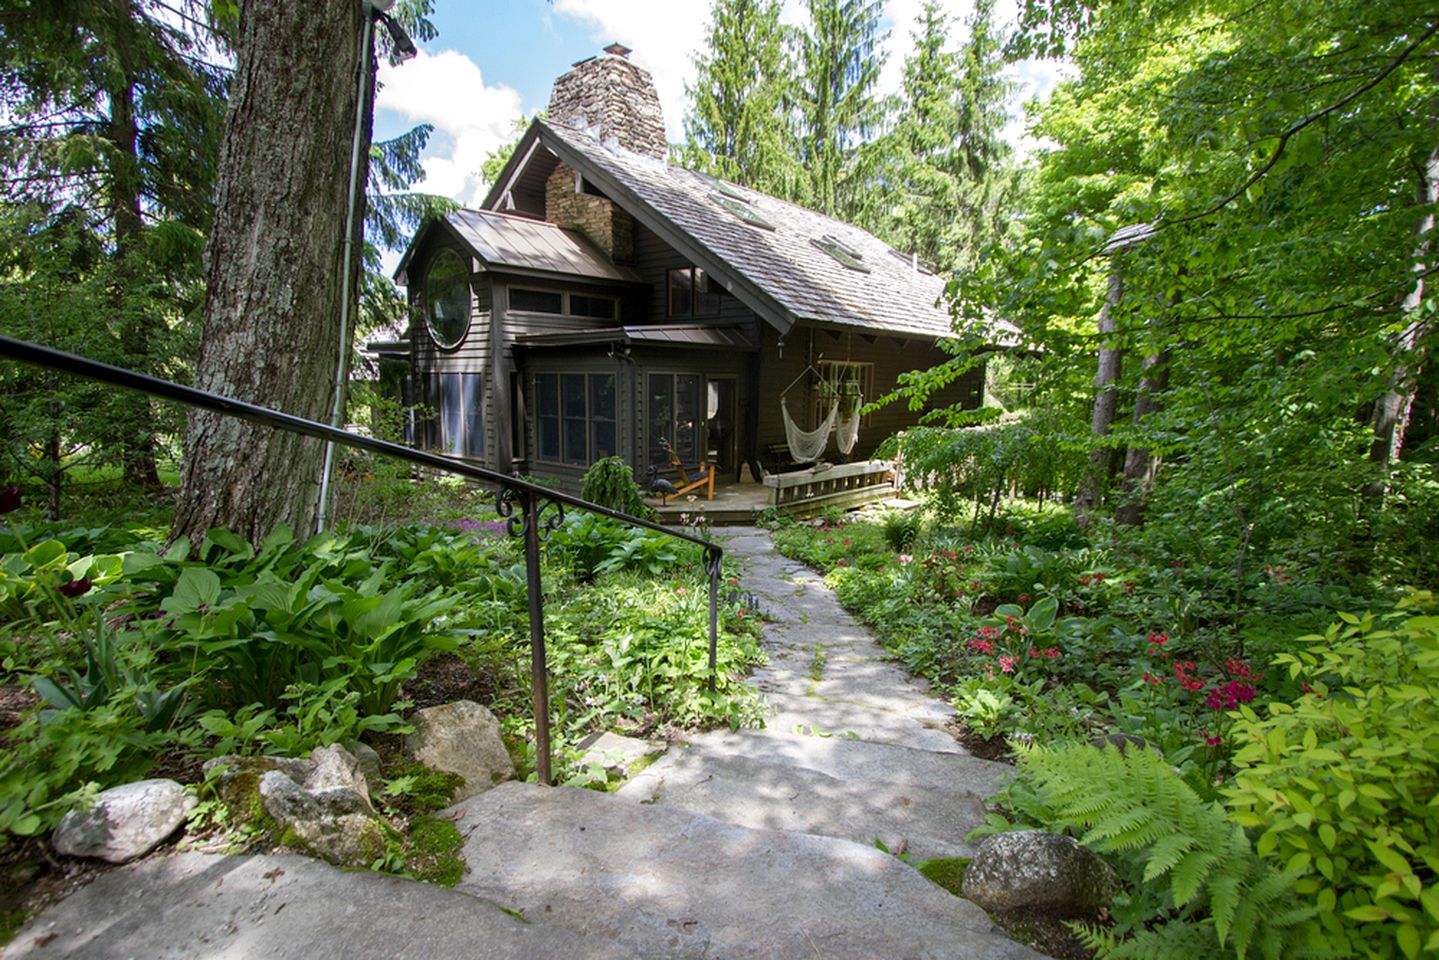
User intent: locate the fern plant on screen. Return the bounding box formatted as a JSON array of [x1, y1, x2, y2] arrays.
[[1010, 742, 1322, 959], [579, 457, 653, 519]]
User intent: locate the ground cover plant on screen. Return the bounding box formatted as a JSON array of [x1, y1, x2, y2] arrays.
[[0, 474, 762, 937], [767, 496, 1437, 958]]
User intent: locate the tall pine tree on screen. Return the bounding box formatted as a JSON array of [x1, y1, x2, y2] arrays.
[[682, 0, 803, 198], [795, 0, 886, 219]]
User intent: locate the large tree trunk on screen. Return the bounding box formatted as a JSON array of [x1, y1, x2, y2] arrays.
[[1075, 255, 1125, 520], [172, 0, 370, 545], [1114, 345, 1170, 526], [1369, 145, 1439, 475]]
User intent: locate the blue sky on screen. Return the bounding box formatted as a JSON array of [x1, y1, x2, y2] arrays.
[[374, 0, 1067, 217]]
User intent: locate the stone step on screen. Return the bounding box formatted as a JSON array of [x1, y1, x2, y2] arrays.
[[615, 732, 1005, 860], [5, 851, 631, 960], [450, 781, 1044, 960], [762, 689, 963, 753]]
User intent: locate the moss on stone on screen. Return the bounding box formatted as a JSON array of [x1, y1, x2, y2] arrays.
[[914, 856, 970, 896], [0, 908, 27, 947], [388, 761, 467, 813], [404, 815, 466, 887]]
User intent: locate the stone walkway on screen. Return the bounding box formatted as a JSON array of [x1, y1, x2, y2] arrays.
[[6, 526, 1041, 960]]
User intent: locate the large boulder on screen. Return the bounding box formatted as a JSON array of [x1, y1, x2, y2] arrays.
[[206, 744, 386, 868], [962, 830, 1121, 916], [404, 700, 514, 802], [52, 779, 196, 864]]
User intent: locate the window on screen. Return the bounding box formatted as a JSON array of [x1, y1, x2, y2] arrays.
[[434, 372, 484, 458], [510, 288, 563, 314], [713, 195, 776, 230], [509, 288, 616, 319], [811, 235, 871, 273], [648, 372, 700, 467], [815, 361, 873, 426], [423, 250, 471, 348], [667, 267, 721, 317], [534, 372, 617, 465]]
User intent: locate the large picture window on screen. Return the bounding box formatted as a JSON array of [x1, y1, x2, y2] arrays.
[[535, 372, 617, 466], [434, 372, 483, 459], [424, 250, 470, 349]]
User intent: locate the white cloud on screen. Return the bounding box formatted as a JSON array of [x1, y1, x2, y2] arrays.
[[376, 49, 524, 205], [552, 0, 712, 141]]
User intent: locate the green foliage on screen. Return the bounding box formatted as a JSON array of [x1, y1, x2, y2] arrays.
[[381, 762, 466, 815], [879, 509, 925, 551], [1010, 742, 1318, 958], [1225, 594, 1439, 959], [914, 856, 970, 896], [580, 458, 654, 519], [401, 815, 465, 887]]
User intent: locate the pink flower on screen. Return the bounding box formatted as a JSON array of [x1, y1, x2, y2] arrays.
[[1147, 632, 1168, 646], [998, 656, 1015, 673], [675, 586, 688, 596], [1017, 594, 1031, 603]]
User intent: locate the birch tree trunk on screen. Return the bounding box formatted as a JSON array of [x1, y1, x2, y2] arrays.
[[172, 0, 370, 545], [1114, 345, 1170, 526], [1369, 145, 1439, 475], [1075, 255, 1125, 520]]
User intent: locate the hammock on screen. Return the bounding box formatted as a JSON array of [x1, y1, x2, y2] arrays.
[[834, 394, 862, 458], [781, 397, 837, 464]]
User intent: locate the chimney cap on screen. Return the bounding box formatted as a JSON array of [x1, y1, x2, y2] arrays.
[[603, 42, 632, 58]]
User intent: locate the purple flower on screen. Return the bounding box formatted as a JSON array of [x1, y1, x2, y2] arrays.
[[0, 485, 20, 515], [58, 577, 93, 598]]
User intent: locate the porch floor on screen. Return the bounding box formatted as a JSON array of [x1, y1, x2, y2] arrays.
[[647, 476, 904, 525]]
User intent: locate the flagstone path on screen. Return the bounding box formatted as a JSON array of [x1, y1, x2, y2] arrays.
[[6, 526, 1043, 960]]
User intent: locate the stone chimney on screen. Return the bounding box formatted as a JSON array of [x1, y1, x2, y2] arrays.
[[547, 44, 667, 159]]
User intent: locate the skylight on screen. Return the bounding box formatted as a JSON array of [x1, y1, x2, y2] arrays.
[[812, 235, 871, 273], [713, 194, 776, 230]]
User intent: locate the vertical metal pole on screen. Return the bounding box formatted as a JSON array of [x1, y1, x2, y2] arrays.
[[521, 491, 552, 785], [706, 547, 720, 693]]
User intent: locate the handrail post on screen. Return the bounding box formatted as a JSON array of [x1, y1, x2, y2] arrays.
[[705, 545, 721, 693], [515, 488, 553, 786]]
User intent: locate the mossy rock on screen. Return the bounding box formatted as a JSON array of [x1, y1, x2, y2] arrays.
[[404, 815, 466, 887], [914, 856, 970, 896], [384, 761, 467, 814]]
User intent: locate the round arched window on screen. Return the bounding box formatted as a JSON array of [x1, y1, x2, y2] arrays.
[[424, 250, 470, 349]]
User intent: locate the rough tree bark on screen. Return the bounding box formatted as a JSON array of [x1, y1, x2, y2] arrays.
[[1074, 255, 1125, 520], [1369, 144, 1439, 476], [172, 0, 370, 545]]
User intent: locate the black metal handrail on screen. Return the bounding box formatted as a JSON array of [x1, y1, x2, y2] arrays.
[[0, 335, 724, 786]]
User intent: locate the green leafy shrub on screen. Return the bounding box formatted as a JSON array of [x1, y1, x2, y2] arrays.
[[580, 457, 654, 519], [1225, 593, 1439, 959], [995, 742, 1318, 959], [879, 508, 925, 551]]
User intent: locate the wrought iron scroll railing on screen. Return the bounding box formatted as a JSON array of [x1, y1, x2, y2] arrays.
[[0, 335, 724, 786]]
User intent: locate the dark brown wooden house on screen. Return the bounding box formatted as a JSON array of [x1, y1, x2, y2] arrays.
[[392, 45, 987, 505]]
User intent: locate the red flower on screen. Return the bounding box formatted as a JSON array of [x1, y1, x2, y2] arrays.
[[1203, 732, 1223, 747], [0, 485, 19, 515], [58, 577, 93, 598], [1147, 632, 1168, 646], [1017, 594, 1032, 603], [998, 656, 1016, 673]]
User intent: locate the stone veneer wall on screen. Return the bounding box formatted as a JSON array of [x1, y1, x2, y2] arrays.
[[547, 54, 667, 160], [545, 161, 634, 264]]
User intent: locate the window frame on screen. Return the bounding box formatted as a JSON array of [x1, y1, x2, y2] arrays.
[[666, 266, 722, 318], [430, 371, 484, 460], [507, 285, 617, 321], [422, 249, 472, 350], [532, 371, 618, 466]]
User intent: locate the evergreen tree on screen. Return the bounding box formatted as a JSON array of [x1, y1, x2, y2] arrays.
[[795, 0, 886, 219], [681, 0, 803, 199], [879, 0, 1013, 270]]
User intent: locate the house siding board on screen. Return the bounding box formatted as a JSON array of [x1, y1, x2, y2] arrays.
[[632, 221, 758, 332]]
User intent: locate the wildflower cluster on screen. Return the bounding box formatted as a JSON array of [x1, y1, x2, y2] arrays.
[[965, 620, 1061, 681]]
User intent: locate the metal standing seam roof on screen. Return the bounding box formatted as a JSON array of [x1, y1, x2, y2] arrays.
[[534, 120, 1014, 342], [440, 208, 642, 284]]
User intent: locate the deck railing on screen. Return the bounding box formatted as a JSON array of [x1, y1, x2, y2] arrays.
[[0, 335, 724, 786]]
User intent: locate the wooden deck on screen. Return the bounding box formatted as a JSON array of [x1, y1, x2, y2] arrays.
[[648, 460, 899, 525]]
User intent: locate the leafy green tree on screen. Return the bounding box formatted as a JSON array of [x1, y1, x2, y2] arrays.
[[795, 0, 887, 219], [681, 0, 805, 199]]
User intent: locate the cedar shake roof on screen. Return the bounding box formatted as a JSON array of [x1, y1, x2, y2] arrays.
[[488, 119, 987, 341]]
